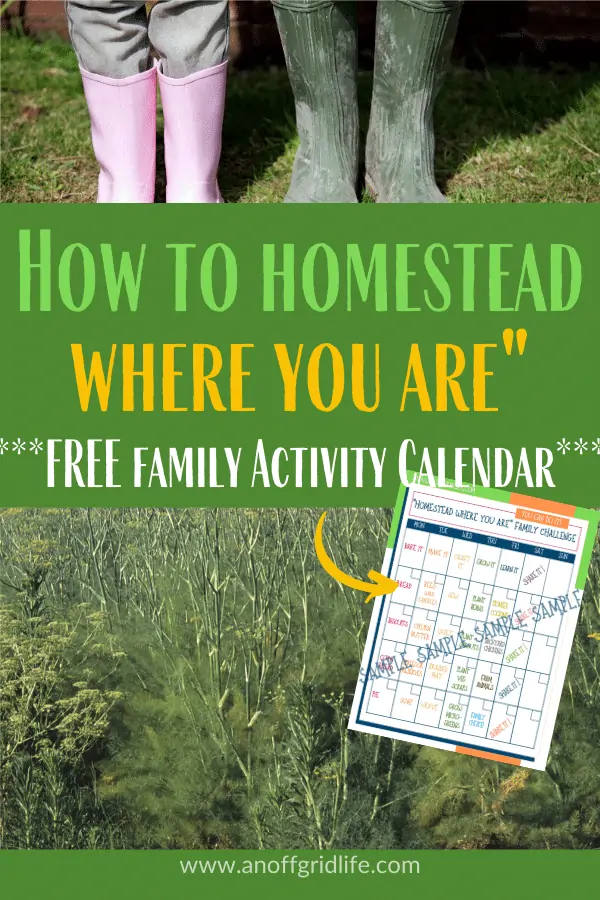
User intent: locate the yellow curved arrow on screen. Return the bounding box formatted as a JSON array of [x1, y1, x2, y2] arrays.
[[314, 511, 399, 604]]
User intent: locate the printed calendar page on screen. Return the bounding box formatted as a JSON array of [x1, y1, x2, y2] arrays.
[[349, 482, 600, 770]]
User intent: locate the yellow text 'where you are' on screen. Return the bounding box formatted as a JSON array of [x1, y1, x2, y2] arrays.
[[70, 341, 508, 414]]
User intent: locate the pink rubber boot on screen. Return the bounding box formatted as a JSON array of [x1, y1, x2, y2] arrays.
[[80, 66, 157, 203], [158, 60, 228, 203]]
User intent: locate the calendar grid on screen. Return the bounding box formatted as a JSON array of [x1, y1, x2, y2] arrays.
[[354, 485, 591, 769]]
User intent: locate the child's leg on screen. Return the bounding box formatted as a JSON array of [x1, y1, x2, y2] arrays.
[[149, 0, 229, 78], [66, 1, 152, 77], [66, 1, 157, 202], [152, 1, 230, 203]]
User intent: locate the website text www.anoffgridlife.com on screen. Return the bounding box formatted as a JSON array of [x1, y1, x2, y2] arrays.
[[180, 855, 420, 878]]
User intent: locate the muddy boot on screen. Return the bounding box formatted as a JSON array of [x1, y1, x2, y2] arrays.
[[366, 0, 462, 203], [272, 0, 359, 203]]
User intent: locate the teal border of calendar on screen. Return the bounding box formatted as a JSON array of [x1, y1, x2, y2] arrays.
[[354, 475, 600, 763]]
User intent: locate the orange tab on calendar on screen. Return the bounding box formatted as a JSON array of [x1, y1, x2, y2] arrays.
[[515, 507, 570, 531]]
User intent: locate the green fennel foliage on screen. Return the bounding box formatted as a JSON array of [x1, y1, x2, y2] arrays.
[[0, 508, 598, 849]]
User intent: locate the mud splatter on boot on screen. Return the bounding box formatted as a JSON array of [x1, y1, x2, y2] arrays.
[[366, 0, 462, 203], [273, 0, 359, 203]]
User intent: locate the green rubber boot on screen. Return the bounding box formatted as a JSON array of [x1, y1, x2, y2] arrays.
[[272, 0, 359, 203], [366, 0, 462, 203]]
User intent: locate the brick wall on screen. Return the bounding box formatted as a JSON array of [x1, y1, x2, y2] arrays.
[[5, 1, 69, 40], [3, 1, 600, 66]]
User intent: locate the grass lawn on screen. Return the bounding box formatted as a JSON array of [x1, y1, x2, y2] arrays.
[[2, 31, 600, 203]]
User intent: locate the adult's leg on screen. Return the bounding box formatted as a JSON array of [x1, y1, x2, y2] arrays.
[[272, 0, 359, 203], [366, 0, 462, 203], [66, 1, 156, 202], [151, 1, 229, 202]]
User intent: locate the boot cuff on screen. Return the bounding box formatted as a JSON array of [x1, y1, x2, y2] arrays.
[[79, 63, 157, 88], [157, 59, 228, 87]]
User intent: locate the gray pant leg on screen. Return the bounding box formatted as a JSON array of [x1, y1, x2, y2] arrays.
[[149, 0, 229, 78], [66, 2, 151, 78]]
